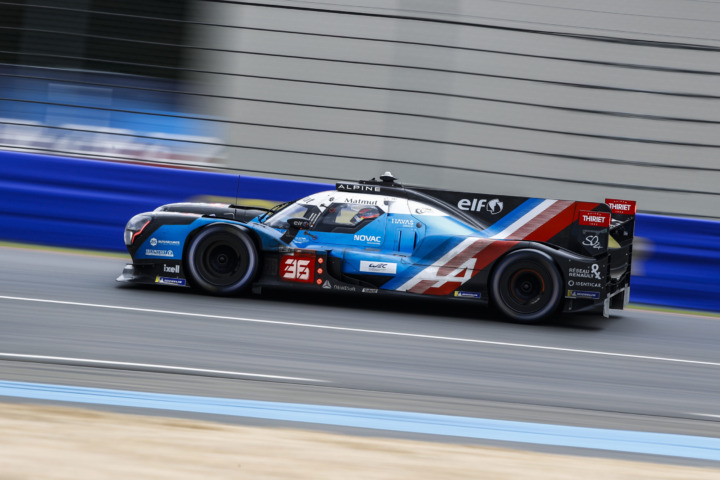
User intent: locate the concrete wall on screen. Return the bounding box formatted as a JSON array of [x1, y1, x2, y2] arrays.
[[190, 0, 720, 219]]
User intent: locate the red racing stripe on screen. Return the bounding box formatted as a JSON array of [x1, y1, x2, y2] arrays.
[[416, 240, 517, 296], [520, 201, 577, 242], [506, 200, 575, 241]]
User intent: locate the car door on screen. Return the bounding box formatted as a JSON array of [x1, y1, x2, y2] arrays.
[[306, 198, 409, 288], [334, 198, 427, 288]]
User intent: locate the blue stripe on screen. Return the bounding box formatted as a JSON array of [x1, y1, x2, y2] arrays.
[[1, 380, 719, 461], [381, 236, 466, 290], [480, 198, 546, 238]]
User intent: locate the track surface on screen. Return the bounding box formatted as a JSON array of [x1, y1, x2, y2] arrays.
[[1, 246, 719, 462]]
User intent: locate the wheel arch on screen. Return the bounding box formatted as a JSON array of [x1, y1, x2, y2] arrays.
[[183, 221, 262, 265]]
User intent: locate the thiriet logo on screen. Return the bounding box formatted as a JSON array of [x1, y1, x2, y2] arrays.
[[579, 211, 610, 227]]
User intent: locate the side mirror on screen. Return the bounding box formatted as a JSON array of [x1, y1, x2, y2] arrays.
[[287, 217, 310, 230], [280, 217, 310, 244]]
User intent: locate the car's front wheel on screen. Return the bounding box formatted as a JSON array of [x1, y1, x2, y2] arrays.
[[186, 225, 258, 295], [490, 250, 562, 323]]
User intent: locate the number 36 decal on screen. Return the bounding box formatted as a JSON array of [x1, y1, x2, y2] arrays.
[[280, 256, 315, 283]]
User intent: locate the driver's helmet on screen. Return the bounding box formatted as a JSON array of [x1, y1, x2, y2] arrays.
[[352, 207, 380, 223]]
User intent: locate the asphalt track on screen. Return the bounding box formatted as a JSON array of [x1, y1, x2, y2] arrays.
[[1, 246, 719, 466]]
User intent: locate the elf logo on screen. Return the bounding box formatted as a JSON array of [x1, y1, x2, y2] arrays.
[[457, 198, 503, 215]]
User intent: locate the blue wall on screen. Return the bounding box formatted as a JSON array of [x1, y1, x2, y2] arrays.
[[0, 151, 326, 252], [1, 150, 718, 313], [631, 215, 720, 312]]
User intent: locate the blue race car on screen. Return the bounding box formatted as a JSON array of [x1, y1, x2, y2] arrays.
[[117, 173, 635, 323]]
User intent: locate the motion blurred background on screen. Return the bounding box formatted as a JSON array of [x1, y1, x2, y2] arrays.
[[1, 0, 718, 218]]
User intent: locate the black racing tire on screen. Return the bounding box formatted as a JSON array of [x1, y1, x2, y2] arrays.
[[490, 250, 562, 324], [185, 225, 258, 295]]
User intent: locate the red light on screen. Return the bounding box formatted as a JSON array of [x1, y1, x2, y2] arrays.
[[318, 257, 324, 264], [131, 220, 151, 244], [317, 268, 323, 275], [316, 279, 322, 285]]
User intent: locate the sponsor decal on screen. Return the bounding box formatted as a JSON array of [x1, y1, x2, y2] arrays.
[[457, 198, 504, 215], [343, 198, 378, 205], [390, 218, 414, 226], [568, 264, 602, 280], [150, 238, 181, 247], [582, 235, 603, 250], [322, 280, 332, 289], [145, 249, 174, 258], [578, 211, 611, 227], [354, 234, 382, 244], [567, 280, 602, 288], [568, 290, 601, 299], [155, 276, 186, 286], [280, 256, 315, 283], [414, 207, 434, 215], [332, 284, 356, 292], [163, 264, 180, 274], [605, 199, 636, 215], [361, 288, 378, 294], [336, 183, 380, 193], [453, 291, 481, 298], [359, 261, 397, 274]]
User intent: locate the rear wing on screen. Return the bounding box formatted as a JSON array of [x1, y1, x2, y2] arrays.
[[561, 199, 636, 257], [605, 198, 637, 248]]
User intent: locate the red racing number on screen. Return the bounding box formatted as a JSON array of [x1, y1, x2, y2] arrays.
[[280, 256, 315, 283]]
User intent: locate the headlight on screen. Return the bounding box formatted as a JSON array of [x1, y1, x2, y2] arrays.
[[124, 214, 152, 246]]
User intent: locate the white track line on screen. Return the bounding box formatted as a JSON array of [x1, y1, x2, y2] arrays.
[[2, 295, 720, 368], [0, 352, 324, 382]]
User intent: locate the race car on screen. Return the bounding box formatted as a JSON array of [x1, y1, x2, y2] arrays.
[[117, 173, 635, 323]]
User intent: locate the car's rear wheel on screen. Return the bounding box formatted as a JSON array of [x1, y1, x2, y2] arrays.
[[490, 250, 562, 323], [186, 225, 258, 295]]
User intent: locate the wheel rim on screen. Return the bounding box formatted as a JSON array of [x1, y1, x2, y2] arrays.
[[205, 244, 239, 277], [509, 269, 545, 307], [492, 252, 561, 322], [195, 237, 249, 287]]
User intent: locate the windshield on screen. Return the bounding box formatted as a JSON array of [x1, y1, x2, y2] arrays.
[[313, 203, 384, 233], [264, 203, 321, 229]]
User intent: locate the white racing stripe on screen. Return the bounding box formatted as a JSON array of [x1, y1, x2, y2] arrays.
[[0, 352, 324, 383], [490, 199, 557, 239], [396, 237, 478, 291], [1, 295, 720, 368]]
